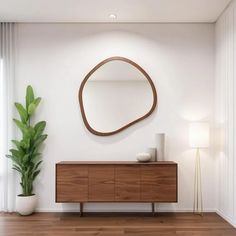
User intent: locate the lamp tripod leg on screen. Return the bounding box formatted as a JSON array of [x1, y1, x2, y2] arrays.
[[193, 148, 203, 216]]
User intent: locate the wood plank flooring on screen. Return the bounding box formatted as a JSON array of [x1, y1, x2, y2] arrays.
[[0, 212, 236, 236]]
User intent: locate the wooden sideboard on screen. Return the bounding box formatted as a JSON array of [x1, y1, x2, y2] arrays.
[[56, 161, 178, 215]]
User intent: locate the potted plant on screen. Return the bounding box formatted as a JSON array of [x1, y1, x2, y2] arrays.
[[6, 85, 47, 215]]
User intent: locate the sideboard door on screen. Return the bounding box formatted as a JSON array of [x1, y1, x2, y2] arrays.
[[56, 165, 88, 202], [115, 165, 141, 201], [141, 165, 177, 202], [88, 165, 115, 201]]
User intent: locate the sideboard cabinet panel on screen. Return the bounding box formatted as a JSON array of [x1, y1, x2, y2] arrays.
[[141, 165, 177, 202], [115, 165, 141, 201], [56, 165, 88, 202], [88, 165, 115, 201]]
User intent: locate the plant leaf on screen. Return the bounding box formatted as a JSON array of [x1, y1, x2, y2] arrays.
[[33, 134, 48, 148], [34, 97, 41, 107], [34, 121, 46, 139], [26, 85, 34, 110], [14, 103, 28, 123], [28, 103, 36, 115], [13, 164, 22, 173], [20, 138, 30, 149], [34, 160, 42, 171], [11, 140, 26, 153], [10, 149, 25, 159], [13, 119, 27, 134], [28, 97, 41, 115], [31, 152, 41, 160], [6, 155, 22, 167], [22, 154, 30, 163], [33, 170, 40, 180], [6, 154, 13, 159]]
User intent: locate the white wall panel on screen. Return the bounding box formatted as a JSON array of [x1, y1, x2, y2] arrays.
[[215, 0, 236, 226]]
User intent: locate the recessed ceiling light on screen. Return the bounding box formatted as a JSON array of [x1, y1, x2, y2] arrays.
[[109, 14, 117, 19]]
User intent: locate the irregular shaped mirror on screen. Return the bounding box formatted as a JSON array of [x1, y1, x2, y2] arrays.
[[79, 57, 157, 136]]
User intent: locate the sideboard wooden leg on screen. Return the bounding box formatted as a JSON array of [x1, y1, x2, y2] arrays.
[[80, 202, 83, 217], [152, 202, 155, 216]]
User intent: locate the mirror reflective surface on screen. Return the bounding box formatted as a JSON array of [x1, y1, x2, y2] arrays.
[[79, 57, 157, 136]]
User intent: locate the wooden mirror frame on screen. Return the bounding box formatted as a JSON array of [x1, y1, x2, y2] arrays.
[[78, 56, 158, 136]]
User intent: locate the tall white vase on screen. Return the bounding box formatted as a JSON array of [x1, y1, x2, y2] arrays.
[[156, 133, 165, 161]]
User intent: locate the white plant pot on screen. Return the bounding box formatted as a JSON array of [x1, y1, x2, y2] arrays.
[[16, 194, 37, 216]]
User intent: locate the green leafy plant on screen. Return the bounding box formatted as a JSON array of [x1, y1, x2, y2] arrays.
[[6, 85, 47, 196]]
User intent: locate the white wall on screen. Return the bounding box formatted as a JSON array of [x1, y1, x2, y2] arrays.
[[215, 0, 236, 227], [15, 23, 215, 212]]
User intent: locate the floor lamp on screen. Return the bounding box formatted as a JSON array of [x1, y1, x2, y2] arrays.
[[189, 122, 209, 216]]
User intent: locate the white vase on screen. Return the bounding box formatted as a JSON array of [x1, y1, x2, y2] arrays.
[[136, 153, 151, 162], [156, 133, 165, 161], [16, 194, 37, 215], [146, 148, 157, 162]]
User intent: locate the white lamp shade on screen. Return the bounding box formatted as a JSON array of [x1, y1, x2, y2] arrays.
[[189, 122, 209, 148]]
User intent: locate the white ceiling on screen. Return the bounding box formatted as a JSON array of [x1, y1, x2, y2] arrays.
[[0, 0, 232, 23]]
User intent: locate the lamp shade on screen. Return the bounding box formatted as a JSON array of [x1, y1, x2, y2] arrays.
[[189, 122, 209, 148]]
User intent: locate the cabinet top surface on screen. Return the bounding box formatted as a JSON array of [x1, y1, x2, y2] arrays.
[[57, 161, 177, 165]]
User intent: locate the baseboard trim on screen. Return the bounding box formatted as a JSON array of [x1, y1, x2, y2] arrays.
[[216, 210, 236, 228], [35, 207, 217, 213]]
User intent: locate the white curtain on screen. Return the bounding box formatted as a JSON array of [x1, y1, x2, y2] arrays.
[[0, 23, 16, 212]]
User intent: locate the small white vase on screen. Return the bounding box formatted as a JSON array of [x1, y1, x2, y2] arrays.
[[146, 148, 157, 162], [16, 194, 37, 216], [136, 153, 151, 162]]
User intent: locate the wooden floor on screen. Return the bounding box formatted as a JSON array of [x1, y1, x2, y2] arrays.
[[0, 212, 236, 236]]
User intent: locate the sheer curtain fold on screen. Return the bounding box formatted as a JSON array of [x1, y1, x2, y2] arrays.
[[0, 22, 16, 212]]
